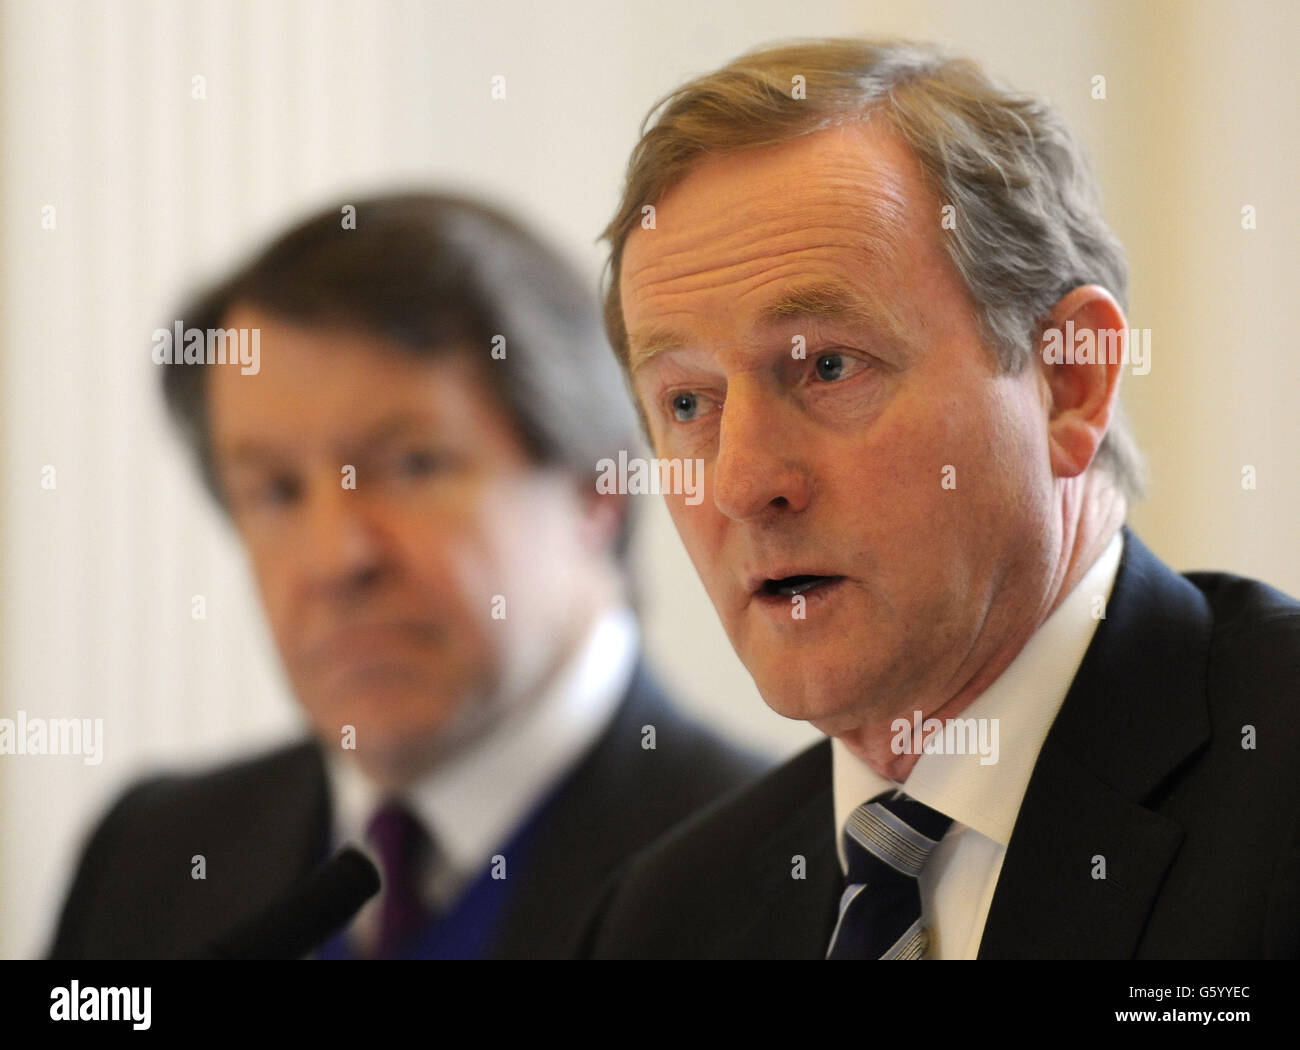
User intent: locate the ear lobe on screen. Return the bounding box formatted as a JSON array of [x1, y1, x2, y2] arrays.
[[1039, 285, 1127, 479], [576, 479, 627, 554]]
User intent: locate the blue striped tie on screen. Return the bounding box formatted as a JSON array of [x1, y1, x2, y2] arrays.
[[826, 790, 953, 960]]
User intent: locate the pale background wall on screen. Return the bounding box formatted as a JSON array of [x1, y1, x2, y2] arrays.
[[1, 0, 1296, 957]]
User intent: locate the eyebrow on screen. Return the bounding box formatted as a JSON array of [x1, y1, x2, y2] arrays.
[[627, 280, 910, 373], [220, 413, 436, 468]]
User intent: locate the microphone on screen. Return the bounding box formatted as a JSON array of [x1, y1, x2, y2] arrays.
[[197, 846, 381, 960]]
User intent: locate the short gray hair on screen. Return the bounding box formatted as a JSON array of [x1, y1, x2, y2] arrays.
[[600, 37, 1145, 502]]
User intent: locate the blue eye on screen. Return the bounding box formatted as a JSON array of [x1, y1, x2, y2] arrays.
[[815, 353, 846, 381], [671, 393, 700, 421]]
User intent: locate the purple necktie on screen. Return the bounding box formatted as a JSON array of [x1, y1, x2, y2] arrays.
[[366, 800, 433, 959]]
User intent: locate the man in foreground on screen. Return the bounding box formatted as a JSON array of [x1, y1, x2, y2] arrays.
[[582, 38, 1300, 959]]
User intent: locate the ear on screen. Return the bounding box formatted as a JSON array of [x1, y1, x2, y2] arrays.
[[1038, 285, 1126, 480], [573, 475, 627, 556]]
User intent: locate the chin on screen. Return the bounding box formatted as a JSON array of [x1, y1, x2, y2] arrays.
[[754, 672, 839, 723], [337, 714, 457, 786], [304, 683, 458, 748], [750, 659, 883, 733]]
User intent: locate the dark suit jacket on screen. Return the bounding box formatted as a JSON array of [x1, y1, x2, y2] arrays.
[[48, 661, 770, 959], [583, 529, 1300, 959]]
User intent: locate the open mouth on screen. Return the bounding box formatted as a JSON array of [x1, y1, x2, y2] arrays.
[[759, 574, 843, 597]]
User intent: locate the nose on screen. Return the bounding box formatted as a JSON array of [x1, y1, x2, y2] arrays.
[[296, 479, 387, 597], [711, 381, 812, 521]]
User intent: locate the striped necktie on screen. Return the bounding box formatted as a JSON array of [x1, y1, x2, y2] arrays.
[[826, 790, 953, 960]]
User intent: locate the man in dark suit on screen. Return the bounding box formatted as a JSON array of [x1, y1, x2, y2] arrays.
[[48, 192, 769, 960], [584, 527, 1300, 958], [581, 38, 1300, 959]]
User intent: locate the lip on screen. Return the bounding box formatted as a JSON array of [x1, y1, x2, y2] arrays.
[[744, 567, 846, 597], [299, 622, 438, 667], [748, 574, 847, 615]]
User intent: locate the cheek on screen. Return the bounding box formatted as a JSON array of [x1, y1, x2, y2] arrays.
[[404, 514, 499, 629], [825, 385, 1011, 583], [896, 376, 1041, 496], [837, 392, 948, 511], [978, 377, 1053, 498], [901, 379, 1053, 575], [453, 478, 584, 626]]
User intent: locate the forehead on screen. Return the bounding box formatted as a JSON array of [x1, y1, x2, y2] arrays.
[[620, 120, 939, 365], [206, 305, 515, 455]]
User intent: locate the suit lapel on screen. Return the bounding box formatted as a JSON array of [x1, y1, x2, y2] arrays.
[[485, 673, 653, 957], [714, 741, 843, 959], [162, 738, 332, 956], [978, 528, 1212, 958], [224, 738, 333, 900], [488, 663, 699, 957]]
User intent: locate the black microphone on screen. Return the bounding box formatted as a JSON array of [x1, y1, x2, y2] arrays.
[[197, 846, 381, 960]]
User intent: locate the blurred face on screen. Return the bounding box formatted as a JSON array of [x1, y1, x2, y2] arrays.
[[208, 306, 616, 787], [621, 120, 1061, 738]]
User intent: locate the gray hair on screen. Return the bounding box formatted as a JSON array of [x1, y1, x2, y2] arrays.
[[600, 37, 1145, 502]]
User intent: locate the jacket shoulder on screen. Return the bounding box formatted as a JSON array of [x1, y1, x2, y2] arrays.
[[583, 739, 833, 958], [49, 738, 326, 959], [491, 665, 777, 957], [1185, 567, 1300, 714], [589, 663, 775, 813], [1186, 567, 1300, 637]]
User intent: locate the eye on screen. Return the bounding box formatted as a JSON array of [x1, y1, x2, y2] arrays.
[[811, 351, 873, 385], [670, 392, 709, 422], [396, 449, 444, 477], [251, 475, 299, 510], [814, 352, 846, 382]]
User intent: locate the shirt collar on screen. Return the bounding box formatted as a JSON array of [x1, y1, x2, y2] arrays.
[[832, 529, 1124, 868], [324, 604, 639, 895]]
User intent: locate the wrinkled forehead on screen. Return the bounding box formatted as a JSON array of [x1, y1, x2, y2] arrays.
[[620, 122, 938, 365]]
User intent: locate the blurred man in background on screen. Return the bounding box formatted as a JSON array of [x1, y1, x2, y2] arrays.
[[49, 192, 769, 960]]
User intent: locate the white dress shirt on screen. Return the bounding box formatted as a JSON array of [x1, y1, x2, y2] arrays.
[[322, 603, 639, 952], [831, 530, 1124, 959]]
